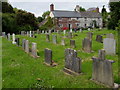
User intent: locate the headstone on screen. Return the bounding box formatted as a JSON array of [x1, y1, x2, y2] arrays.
[[25, 40, 29, 53], [63, 30, 66, 35], [106, 33, 114, 39], [27, 31, 29, 36], [82, 37, 92, 53], [92, 49, 116, 87], [44, 48, 52, 65], [22, 39, 26, 50], [2, 32, 6, 37], [80, 29, 82, 32], [70, 29, 72, 33], [46, 34, 50, 42], [64, 48, 81, 75], [7, 33, 11, 41], [12, 33, 16, 44], [68, 32, 72, 39], [15, 38, 20, 46], [88, 28, 90, 31], [42, 30, 44, 34], [87, 32, 93, 40], [49, 30, 51, 34], [21, 31, 25, 36], [31, 42, 39, 58], [96, 35, 103, 43], [30, 31, 32, 37], [52, 35, 57, 44], [61, 39, 65, 46], [103, 38, 116, 55], [70, 40, 76, 48], [37, 29, 39, 34]]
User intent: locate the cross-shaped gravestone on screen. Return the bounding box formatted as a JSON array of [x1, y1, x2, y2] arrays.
[[92, 49, 117, 88]]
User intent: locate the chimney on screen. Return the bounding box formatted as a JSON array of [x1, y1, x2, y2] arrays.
[[50, 4, 54, 11], [96, 7, 99, 13], [75, 5, 80, 12]]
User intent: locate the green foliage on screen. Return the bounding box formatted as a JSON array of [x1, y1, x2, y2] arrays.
[[2, 2, 15, 13], [80, 7, 86, 12], [108, 2, 120, 30], [37, 16, 43, 23], [42, 11, 50, 19]]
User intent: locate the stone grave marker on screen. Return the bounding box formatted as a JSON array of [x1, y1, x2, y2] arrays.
[[30, 31, 32, 37], [22, 39, 26, 50], [92, 49, 118, 88], [2, 32, 6, 37], [31, 42, 39, 58], [25, 40, 29, 53], [12, 33, 16, 44], [80, 29, 82, 32], [87, 32, 93, 40], [106, 33, 114, 39], [52, 35, 57, 44], [63, 48, 82, 75], [82, 37, 92, 53], [61, 39, 65, 46], [103, 38, 116, 55], [96, 35, 103, 43], [70, 40, 76, 48], [46, 34, 50, 42], [68, 32, 72, 39], [15, 38, 20, 46], [7, 33, 11, 41]]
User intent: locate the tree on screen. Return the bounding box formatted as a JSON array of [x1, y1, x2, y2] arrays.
[[2, 2, 15, 13], [80, 7, 86, 12], [107, 2, 120, 30], [37, 16, 43, 23], [42, 11, 50, 19], [101, 5, 108, 27]]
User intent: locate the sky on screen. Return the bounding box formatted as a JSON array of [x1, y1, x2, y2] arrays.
[[8, 0, 110, 17]]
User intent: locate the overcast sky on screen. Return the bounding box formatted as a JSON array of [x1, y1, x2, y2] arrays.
[[8, 0, 110, 17]]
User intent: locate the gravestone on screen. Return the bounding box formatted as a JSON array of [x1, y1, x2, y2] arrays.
[[12, 33, 16, 44], [63, 30, 66, 35], [44, 48, 52, 65], [25, 40, 29, 53], [22, 39, 26, 50], [70, 29, 72, 33], [52, 35, 57, 44], [70, 40, 75, 48], [80, 29, 82, 32], [37, 29, 39, 34], [68, 32, 72, 39], [15, 38, 20, 46], [49, 30, 51, 34], [64, 48, 81, 75], [61, 39, 65, 46], [103, 38, 116, 55], [82, 37, 92, 53], [2, 32, 6, 37], [21, 31, 25, 36], [87, 32, 93, 40], [46, 34, 50, 42], [92, 49, 117, 87], [31, 42, 39, 58], [106, 33, 114, 39], [30, 31, 32, 37], [42, 30, 44, 34], [27, 31, 29, 36], [88, 28, 90, 31], [96, 35, 103, 43], [7, 33, 11, 41]]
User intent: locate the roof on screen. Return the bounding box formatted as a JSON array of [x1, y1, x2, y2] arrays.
[[51, 10, 102, 18], [87, 7, 96, 11]]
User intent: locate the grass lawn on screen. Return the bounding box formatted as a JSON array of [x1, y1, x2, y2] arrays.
[[2, 29, 119, 88]]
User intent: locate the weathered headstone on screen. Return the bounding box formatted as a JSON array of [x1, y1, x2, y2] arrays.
[[88, 28, 91, 31], [44, 48, 52, 65], [106, 33, 114, 39], [103, 38, 116, 55], [92, 49, 117, 88], [12, 33, 16, 44], [2, 32, 6, 37], [31, 42, 39, 58], [21, 31, 25, 36], [25, 40, 29, 53], [70, 29, 72, 33], [42, 30, 44, 34], [70, 40, 76, 48], [49, 30, 51, 34], [68, 32, 72, 39], [52, 35, 57, 44], [61, 39, 65, 46], [22, 39, 26, 50], [96, 35, 103, 43], [82, 37, 92, 53], [37, 29, 39, 34], [15, 38, 20, 46], [7, 33, 11, 41], [80, 29, 82, 32], [30, 31, 32, 37], [27, 31, 29, 36], [64, 48, 81, 75], [87, 32, 93, 40], [63, 30, 66, 35], [46, 34, 50, 42]]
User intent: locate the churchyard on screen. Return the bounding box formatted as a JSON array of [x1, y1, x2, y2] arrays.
[[2, 29, 119, 88]]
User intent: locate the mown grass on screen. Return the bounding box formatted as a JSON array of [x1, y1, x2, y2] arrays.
[[2, 29, 119, 88]]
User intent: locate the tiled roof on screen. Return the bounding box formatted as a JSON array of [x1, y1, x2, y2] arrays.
[[51, 10, 102, 18]]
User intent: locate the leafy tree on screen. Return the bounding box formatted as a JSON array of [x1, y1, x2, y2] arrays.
[[37, 16, 43, 22], [2, 2, 15, 13], [42, 11, 50, 19], [108, 2, 120, 30], [80, 7, 86, 12]]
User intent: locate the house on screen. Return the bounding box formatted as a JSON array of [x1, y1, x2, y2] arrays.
[[49, 4, 103, 30]]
